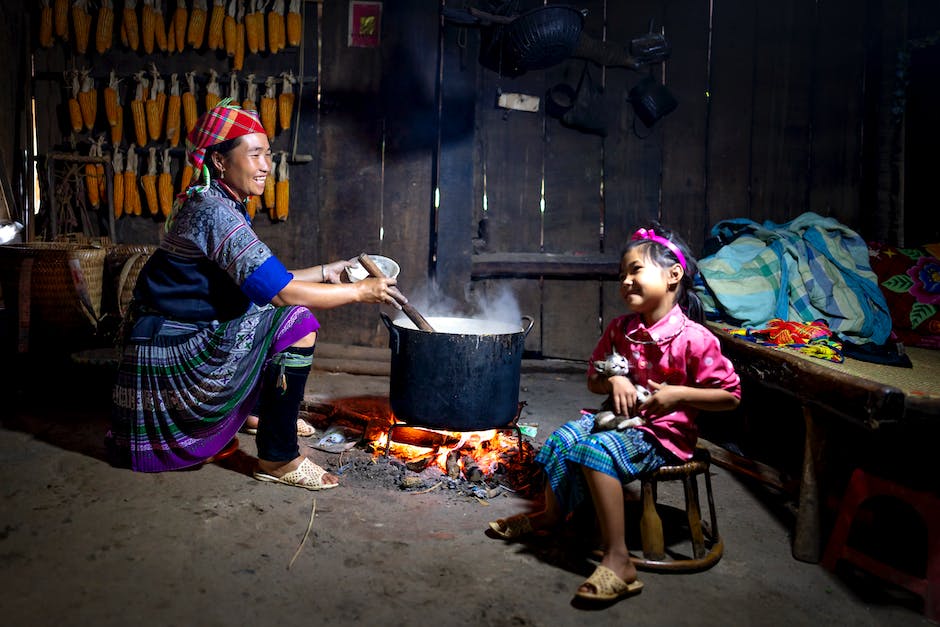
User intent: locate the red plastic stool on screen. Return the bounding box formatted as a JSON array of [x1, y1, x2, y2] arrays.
[[822, 467, 940, 621]]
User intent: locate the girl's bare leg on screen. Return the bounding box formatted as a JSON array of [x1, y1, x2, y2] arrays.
[[580, 467, 637, 591]]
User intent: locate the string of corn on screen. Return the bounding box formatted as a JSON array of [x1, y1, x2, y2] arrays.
[[286, 0, 301, 47], [141, 146, 159, 215], [166, 73, 181, 147], [245, 0, 263, 54], [205, 68, 221, 110], [274, 151, 289, 221], [85, 140, 101, 209], [131, 71, 149, 146], [262, 154, 274, 208], [146, 66, 165, 142], [112, 149, 125, 218], [95, 137, 107, 205], [96, 0, 114, 53], [78, 69, 97, 131], [104, 71, 121, 127], [183, 71, 198, 134], [188, 0, 207, 49], [40, 0, 55, 48], [125, 145, 141, 215], [154, 0, 168, 51], [268, 0, 285, 54], [67, 71, 83, 133], [123, 0, 139, 51], [207, 0, 225, 50], [233, 0, 246, 70], [72, 0, 92, 55], [223, 0, 237, 57], [174, 0, 188, 52], [260, 75, 276, 140], [179, 161, 194, 194], [55, 0, 69, 41], [158, 149, 174, 217], [142, 0, 156, 53], [278, 71, 294, 132], [245, 193, 259, 220]]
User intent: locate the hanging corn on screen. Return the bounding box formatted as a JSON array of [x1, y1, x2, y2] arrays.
[[125, 146, 141, 215], [205, 69, 221, 111], [158, 149, 174, 217], [179, 160, 193, 194], [67, 72, 83, 133], [268, 0, 285, 54], [245, 0, 264, 54], [173, 0, 187, 51], [78, 69, 97, 131], [141, 0, 156, 53], [278, 71, 294, 132], [112, 149, 125, 218], [166, 3, 176, 52], [274, 152, 289, 221], [260, 75, 276, 140], [85, 140, 102, 209], [141, 146, 159, 216], [131, 72, 149, 146], [40, 1, 55, 48], [111, 102, 124, 146], [166, 73, 182, 147], [227, 71, 240, 106], [72, 0, 92, 55], [286, 0, 301, 47], [242, 73, 257, 112], [104, 71, 120, 127], [188, 0, 207, 49], [183, 71, 198, 134], [123, 0, 139, 50], [262, 156, 274, 209], [96, 0, 114, 53], [223, 0, 237, 56], [95, 138, 107, 203], [55, 0, 69, 41], [233, 0, 246, 70], [207, 0, 225, 50], [146, 67, 165, 142], [153, 0, 168, 51], [245, 192, 259, 220]]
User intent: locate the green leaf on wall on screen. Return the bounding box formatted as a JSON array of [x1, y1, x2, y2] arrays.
[[910, 303, 937, 329], [899, 248, 923, 260], [882, 274, 914, 293]]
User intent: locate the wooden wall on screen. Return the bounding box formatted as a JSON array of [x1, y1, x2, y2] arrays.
[[11, 1, 940, 358]]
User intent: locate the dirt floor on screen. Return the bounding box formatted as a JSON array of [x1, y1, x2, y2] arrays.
[[0, 347, 932, 627]]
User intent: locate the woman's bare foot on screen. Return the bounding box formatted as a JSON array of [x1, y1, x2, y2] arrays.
[[257, 455, 339, 487]]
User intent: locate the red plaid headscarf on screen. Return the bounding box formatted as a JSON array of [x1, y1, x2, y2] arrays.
[[185, 99, 266, 174]]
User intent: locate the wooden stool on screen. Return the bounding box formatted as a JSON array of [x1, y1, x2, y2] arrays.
[[822, 468, 940, 622], [630, 447, 723, 572]]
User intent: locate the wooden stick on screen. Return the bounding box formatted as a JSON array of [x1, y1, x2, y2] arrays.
[[357, 253, 435, 332], [287, 498, 317, 570]]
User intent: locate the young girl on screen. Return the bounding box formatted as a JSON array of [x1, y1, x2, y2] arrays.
[[488, 224, 741, 602]]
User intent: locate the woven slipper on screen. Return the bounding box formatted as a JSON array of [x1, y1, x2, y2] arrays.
[[488, 513, 534, 540], [574, 565, 643, 602], [253, 458, 339, 491], [241, 418, 316, 437]]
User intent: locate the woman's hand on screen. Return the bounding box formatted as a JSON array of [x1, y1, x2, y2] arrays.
[[355, 277, 399, 306], [322, 258, 355, 283]]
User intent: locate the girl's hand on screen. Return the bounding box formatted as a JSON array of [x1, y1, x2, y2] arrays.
[[640, 381, 684, 417], [607, 375, 641, 416], [322, 258, 356, 283]]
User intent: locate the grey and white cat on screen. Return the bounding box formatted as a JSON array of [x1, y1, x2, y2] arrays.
[[592, 348, 651, 430]]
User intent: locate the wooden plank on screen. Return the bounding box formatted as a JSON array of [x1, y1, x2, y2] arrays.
[[472, 252, 618, 278], [704, 0, 756, 226], [748, 1, 815, 225], [315, 0, 384, 346], [660, 0, 711, 254], [808, 0, 866, 229], [603, 0, 666, 251]]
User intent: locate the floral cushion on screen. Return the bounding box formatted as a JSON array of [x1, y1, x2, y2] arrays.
[[868, 242, 940, 348]]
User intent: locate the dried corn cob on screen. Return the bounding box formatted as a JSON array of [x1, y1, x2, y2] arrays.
[[141, 0, 156, 53], [131, 72, 149, 146], [205, 69, 220, 110], [158, 149, 174, 217], [166, 73, 181, 147], [78, 70, 97, 131], [173, 0, 187, 50], [55, 0, 69, 40], [242, 73, 257, 112], [94, 138, 107, 202], [268, 0, 285, 54], [141, 146, 159, 215], [183, 71, 198, 134], [227, 71, 240, 105], [245, 191, 259, 220], [96, 0, 114, 53], [104, 71, 121, 127], [223, 0, 237, 56], [245, 0, 263, 54], [111, 102, 124, 145], [233, 0, 245, 70], [154, 0, 167, 51], [40, 1, 55, 48], [125, 146, 140, 215], [278, 71, 293, 132], [179, 161, 193, 193], [72, 0, 92, 55], [262, 157, 274, 208], [207, 0, 225, 50], [112, 149, 125, 218], [67, 71, 83, 133], [188, 0, 207, 49], [166, 6, 176, 52], [286, 0, 301, 47], [274, 152, 289, 221], [146, 68, 165, 142], [123, 0, 139, 50], [260, 75, 276, 139], [85, 141, 101, 208]]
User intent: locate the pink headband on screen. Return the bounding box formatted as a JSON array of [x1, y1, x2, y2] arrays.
[[631, 228, 687, 271]]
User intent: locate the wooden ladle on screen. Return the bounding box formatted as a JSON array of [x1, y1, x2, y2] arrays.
[[357, 253, 435, 332]]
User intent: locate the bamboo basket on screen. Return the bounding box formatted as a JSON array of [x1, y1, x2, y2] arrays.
[[105, 244, 156, 318], [116, 250, 154, 318]]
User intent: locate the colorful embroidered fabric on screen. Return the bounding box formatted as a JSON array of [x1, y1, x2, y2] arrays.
[[727, 318, 844, 362]]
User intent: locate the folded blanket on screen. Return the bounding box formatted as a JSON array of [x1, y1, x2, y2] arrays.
[[697, 213, 892, 345]]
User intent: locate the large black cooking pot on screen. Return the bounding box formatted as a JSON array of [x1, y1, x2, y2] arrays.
[[381, 313, 534, 431]]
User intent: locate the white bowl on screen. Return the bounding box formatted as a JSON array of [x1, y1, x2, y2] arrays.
[[346, 255, 401, 282]]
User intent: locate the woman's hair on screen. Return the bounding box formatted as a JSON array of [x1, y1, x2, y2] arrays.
[[203, 136, 243, 179], [621, 222, 705, 323]]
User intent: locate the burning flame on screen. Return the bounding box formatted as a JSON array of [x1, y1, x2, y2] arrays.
[[370, 427, 522, 479]]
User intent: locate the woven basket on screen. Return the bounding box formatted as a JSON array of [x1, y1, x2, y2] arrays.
[[116, 250, 153, 318], [105, 244, 156, 318], [0, 242, 107, 334]]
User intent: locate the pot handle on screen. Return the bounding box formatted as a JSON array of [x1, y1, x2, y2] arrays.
[[521, 315, 535, 338], [380, 312, 400, 354]]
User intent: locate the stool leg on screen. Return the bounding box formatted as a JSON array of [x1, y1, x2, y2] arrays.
[[640, 479, 665, 560], [925, 502, 940, 622], [821, 468, 867, 572], [684, 475, 706, 559], [704, 468, 719, 540]]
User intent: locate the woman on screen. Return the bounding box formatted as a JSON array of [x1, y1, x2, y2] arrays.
[[108, 101, 398, 490]]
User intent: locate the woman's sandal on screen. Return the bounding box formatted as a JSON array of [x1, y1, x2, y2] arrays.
[[488, 513, 534, 540], [241, 418, 316, 437], [253, 458, 339, 491], [574, 565, 643, 602]]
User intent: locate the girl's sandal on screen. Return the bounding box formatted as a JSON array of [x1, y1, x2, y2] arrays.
[[488, 513, 534, 540], [574, 565, 643, 602], [253, 458, 339, 491]]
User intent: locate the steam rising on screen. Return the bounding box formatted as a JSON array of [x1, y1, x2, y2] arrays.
[[399, 281, 523, 327]]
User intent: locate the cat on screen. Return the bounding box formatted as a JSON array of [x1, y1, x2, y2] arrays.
[[591, 348, 652, 431]]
